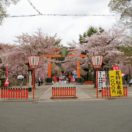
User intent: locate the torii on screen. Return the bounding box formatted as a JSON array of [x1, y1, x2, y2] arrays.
[[40, 48, 87, 78]]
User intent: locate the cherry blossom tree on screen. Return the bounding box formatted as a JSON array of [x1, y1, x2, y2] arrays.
[[78, 28, 125, 68], [0, 30, 61, 84]]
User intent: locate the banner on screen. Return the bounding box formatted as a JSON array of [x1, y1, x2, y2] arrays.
[[98, 71, 106, 90], [109, 70, 123, 97]]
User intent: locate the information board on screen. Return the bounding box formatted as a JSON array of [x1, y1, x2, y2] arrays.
[[98, 71, 106, 90], [109, 70, 123, 97]]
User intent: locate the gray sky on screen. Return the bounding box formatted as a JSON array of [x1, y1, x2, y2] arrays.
[[0, 0, 119, 45]]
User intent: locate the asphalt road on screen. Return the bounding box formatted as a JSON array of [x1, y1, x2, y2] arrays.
[[0, 99, 132, 132]]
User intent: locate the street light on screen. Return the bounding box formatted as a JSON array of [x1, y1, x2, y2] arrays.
[[28, 55, 40, 100], [91, 55, 103, 98]]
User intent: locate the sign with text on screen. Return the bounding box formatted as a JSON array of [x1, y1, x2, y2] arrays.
[[109, 70, 123, 97], [98, 71, 107, 90]]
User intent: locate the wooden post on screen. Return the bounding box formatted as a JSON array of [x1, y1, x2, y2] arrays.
[[28, 70, 32, 89], [96, 69, 98, 98], [77, 60, 81, 78], [28, 56, 39, 100], [32, 68, 35, 100], [48, 61, 52, 78]]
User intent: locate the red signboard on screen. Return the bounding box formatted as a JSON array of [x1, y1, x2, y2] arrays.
[[112, 65, 120, 70]]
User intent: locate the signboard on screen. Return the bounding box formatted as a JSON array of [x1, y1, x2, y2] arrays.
[[112, 65, 120, 70], [109, 70, 123, 97], [98, 71, 107, 90]]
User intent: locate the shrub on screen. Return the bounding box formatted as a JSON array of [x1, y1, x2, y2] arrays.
[[76, 78, 84, 84], [45, 78, 52, 83]]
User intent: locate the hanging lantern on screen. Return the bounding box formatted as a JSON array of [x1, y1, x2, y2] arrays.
[[28, 56, 40, 68], [91, 56, 103, 69]]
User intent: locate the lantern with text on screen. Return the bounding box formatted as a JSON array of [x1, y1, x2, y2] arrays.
[[91, 56, 103, 69], [28, 56, 40, 69], [28, 56, 39, 100]]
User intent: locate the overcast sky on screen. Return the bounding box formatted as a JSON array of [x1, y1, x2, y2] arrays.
[[0, 0, 119, 45]]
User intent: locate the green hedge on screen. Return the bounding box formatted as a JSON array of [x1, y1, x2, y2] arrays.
[[75, 78, 84, 84], [45, 78, 52, 83]]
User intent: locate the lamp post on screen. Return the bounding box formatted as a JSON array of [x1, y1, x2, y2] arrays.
[[91, 55, 103, 98], [28, 55, 39, 100], [4, 64, 9, 87]]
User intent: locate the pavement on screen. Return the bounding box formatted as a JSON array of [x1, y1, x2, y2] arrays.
[[35, 84, 96, 102], [33, 83, 132, 102], [1, 99, 132, 132], [0, 83, 132, 102]]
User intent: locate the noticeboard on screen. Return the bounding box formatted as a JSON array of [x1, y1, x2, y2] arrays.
[[98, 71, 106, 90], [109, 70, 123, 97]]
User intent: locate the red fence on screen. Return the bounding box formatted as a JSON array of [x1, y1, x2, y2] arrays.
[[51, 86, 77, 99], [101, 88, 110, 98], [84, 81, 94, 85], [123, 87, 128, 97], [0, 88, 28, 99], [102, 87, 128, 98]]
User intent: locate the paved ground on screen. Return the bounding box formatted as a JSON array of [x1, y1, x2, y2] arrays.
[[1, 84, 132, 102], [0, 84, 132, 132], [0, 99, 132, 132], [36, 84, 97, 102], [33, 84, 132, 102]]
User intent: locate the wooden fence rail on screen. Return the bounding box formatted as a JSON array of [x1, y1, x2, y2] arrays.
[[51, 86, 77, 99], [0, 88, 28, 99], [102, 87, 128, 98]]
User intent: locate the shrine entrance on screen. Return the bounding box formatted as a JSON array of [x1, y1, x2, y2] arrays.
[[40, 48, 87, 83]]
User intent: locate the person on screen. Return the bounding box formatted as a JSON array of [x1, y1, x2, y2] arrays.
[[68, 74, 72, 83], [38, 77, 41, 86], [124, 74, 129, 84], [53, 75, 58, 83], [59, 75, 63, 83], [129, 78, 132, 87], [17, 74, 24, 88], [4, 78, 9, 87]]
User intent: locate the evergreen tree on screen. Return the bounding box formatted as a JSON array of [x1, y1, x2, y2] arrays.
[[79, 26, 104, 43]]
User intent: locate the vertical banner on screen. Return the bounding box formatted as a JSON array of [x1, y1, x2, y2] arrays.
[[109, 70, 123, 97], [98, 71, 106, 90]]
